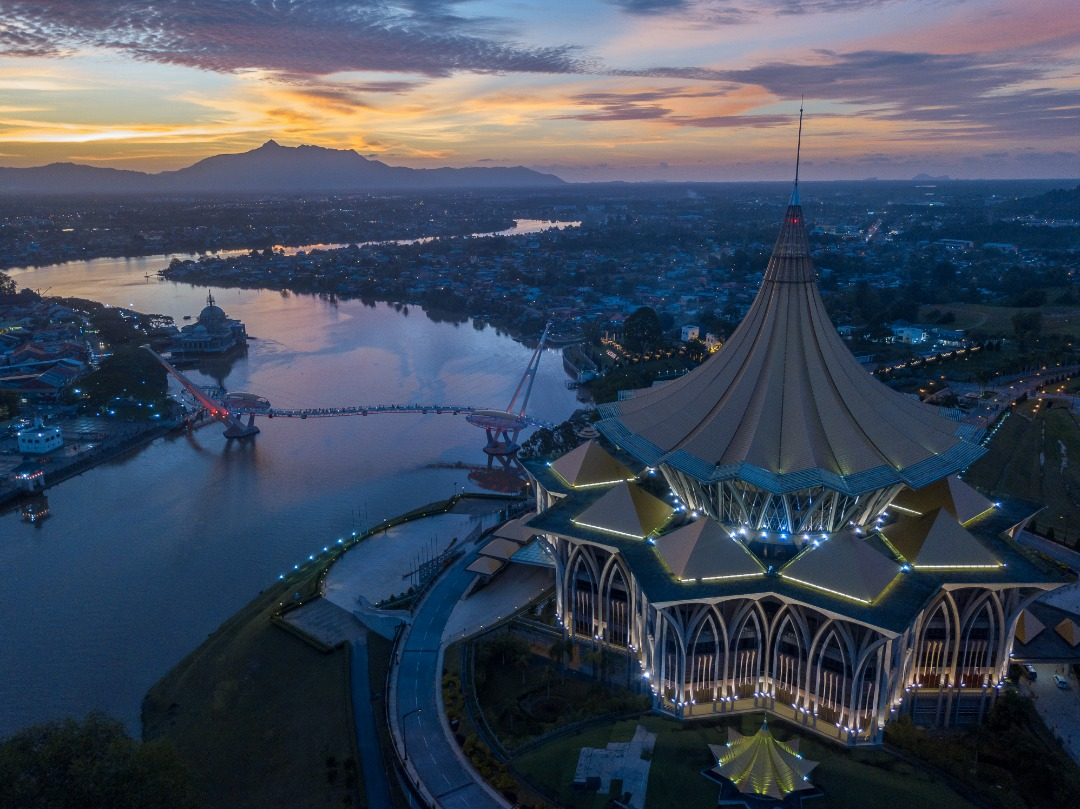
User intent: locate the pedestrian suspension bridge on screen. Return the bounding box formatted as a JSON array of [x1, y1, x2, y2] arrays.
[[141, 323, 555, 453]]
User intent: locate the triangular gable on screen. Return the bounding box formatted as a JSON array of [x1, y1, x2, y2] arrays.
[[549, 440, 636, 489], [1055, 618, 1080, 647], [881, 508, 1001, 569], [1015, 609, 1046, 644], [781, 530, 900, 604], [572, 481, 673, 540], [655, 518, 765, 581], [889, 476, 994, 525]]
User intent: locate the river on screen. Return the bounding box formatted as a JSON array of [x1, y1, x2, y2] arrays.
[[0, 223, 581, 738]]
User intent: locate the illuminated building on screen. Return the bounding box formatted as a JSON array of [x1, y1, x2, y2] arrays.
[[170, 290, 247, 358], [524, 178, 1065, 744]]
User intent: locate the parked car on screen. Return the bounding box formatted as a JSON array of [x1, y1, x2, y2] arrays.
[[1024, 664, 1038, 680], [1054, 674, 1068, 689]]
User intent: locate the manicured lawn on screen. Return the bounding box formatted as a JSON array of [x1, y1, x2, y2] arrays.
[[513, 713, 978, 809], [143, 572, 361, 809]]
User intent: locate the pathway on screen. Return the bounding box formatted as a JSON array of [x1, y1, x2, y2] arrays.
[[393, 552, 511, 809]]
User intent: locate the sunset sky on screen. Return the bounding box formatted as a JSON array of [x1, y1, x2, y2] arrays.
[[0, 0, 1077, 181]]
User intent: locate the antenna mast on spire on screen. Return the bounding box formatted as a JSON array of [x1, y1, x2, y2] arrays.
[[791, 98, 804, 206]]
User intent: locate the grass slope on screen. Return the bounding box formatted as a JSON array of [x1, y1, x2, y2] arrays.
[[963, 401, 1080, 539], [142, 574, 360, 809]]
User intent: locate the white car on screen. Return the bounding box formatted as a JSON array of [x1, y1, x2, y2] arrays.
[[1054, 674, 1068, 689]]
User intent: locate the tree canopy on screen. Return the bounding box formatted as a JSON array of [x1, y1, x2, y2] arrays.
[[0, 712, 197, 809], [622, 306, 664, 354]]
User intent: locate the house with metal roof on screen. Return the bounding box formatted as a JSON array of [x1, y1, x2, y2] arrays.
[[523, 173, 1066, 745]]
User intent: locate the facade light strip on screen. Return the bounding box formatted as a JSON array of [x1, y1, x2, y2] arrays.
[[960, 505, 998, 526], [571, 519, 646, 540], [570, 477, 639, 489], [685, 572, 766, 582], [780, 574, 874, 604], [888, 504, 922, 516], [912, 563, 1003, 570]]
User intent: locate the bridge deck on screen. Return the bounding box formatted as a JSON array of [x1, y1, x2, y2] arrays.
[[225, 402, 554, 429]]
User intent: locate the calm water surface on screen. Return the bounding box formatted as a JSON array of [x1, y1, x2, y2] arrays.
[[0, 248, 579, 738]]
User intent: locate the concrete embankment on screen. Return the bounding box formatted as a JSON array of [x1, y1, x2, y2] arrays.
[[0, 421, 179, 510]]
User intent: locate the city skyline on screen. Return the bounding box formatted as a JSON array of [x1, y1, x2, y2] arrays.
[[0, 0, 1078, 182]]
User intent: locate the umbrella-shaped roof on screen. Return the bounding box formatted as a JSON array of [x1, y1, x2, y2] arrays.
[[708, 720, 818, 801], [598, 194, 982, 496]]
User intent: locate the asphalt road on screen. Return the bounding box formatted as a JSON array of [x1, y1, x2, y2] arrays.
[[395, 555, 508, 809]]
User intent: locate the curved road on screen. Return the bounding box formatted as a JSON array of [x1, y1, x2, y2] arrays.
[[394, 554, 509, 809]]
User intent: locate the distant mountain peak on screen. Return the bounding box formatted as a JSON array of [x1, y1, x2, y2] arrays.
[[0, 139, 566, 194]]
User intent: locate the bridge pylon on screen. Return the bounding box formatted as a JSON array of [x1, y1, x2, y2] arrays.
[[465, 320, 551, 460], [142, 345, 261, 439]]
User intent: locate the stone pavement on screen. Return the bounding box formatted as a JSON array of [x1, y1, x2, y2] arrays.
[[573, 724, 657, 809], [281, 597, 367, 646]]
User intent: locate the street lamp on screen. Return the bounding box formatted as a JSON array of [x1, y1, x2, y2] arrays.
[[402, 707, 422, 761]]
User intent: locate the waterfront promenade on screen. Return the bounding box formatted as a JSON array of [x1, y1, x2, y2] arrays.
[[290, 499, 542, 808], [0, 416, 176, 510]]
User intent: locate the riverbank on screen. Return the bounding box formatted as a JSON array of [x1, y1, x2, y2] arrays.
[[0, 418, 179, 512], [142, 492, 520, 808]]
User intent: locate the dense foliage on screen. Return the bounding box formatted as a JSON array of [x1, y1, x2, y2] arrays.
[[0, 713, 197, 809]]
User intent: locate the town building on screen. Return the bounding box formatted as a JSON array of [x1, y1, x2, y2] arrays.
[[524, 182, 1065, 745], [17, 418, 63, 454]]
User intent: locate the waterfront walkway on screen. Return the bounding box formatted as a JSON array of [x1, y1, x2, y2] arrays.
[[308, 498, 535, 808], [391, 550, 512, 809]]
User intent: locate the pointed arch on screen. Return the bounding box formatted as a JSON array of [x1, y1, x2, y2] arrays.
[[566, 548, 600, 639], [771, 609, 807, 707], [600, 558, 632, 648], [914, 593, 960, 688], [729, 601, 766, 698], [810, 624, 854, 727]]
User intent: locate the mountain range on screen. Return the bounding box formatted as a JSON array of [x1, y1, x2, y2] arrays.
[[0, 140, 566, 195]]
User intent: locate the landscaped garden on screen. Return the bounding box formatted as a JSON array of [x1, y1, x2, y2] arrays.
[[512, 712, 981, 809]]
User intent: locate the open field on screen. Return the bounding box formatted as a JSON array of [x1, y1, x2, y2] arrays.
[[513, 713, 977, 809], [142, 568, 361, 809], [962, 400, 1080, 544], [921, 302, 1080, 338]]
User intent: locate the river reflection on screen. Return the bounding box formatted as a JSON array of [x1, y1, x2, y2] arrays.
[[0, 276, 578, 737]]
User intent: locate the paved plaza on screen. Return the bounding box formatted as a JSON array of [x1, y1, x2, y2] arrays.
[[324, 513, 481, 606], [1022, 664, 1080, 765], [573, 724, 657, 809]]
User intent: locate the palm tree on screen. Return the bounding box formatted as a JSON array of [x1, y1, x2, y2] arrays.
[[548, 636, 574, 683]]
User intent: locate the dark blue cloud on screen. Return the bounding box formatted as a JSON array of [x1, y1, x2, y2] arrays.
[[0, 0, 588, 77]]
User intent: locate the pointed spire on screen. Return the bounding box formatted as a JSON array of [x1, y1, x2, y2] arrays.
[[790, 99, 804, 207], [765, 104, 813, 285]]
